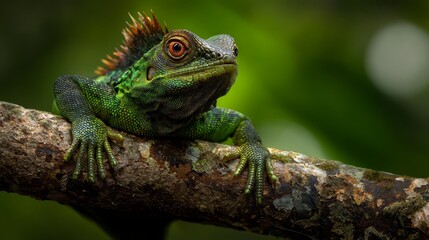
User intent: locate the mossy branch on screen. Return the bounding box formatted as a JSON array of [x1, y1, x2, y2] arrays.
[[0, 101, 428, 239]]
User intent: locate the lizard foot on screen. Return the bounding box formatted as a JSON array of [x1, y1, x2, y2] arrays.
[[233, 143, 278, 204], [64, 116, 123, 182]]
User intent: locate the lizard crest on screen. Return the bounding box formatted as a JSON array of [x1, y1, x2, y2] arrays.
[[95, 11, 168, 76]]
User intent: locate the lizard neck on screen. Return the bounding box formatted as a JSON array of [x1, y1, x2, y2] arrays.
[[125, 77, 221, 135]]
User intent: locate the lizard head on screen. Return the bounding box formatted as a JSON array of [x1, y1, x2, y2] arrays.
[[129, 30, 239, 133], [146, 29, 238, 85]]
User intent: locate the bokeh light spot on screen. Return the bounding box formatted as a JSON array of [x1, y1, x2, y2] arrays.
[[365, 22, 429, 98]]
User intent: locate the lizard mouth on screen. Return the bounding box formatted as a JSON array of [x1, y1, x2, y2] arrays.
[[163, 60, 237, 80]]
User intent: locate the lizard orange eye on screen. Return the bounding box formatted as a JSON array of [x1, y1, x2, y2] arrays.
[[167, 40, 187, 60]]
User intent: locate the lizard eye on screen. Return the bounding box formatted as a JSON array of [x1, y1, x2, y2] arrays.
[[167, 40, 187, 60]]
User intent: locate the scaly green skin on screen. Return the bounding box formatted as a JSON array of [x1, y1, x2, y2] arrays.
[[54, 21, 277, 203]]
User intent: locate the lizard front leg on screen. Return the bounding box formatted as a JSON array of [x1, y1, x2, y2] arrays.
[[176, 107, 277, 204], [231, 118, 278, 203], [54, 75, 123, 181]]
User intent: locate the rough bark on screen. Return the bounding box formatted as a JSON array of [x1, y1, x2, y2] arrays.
[[0, 101, 429, 240]]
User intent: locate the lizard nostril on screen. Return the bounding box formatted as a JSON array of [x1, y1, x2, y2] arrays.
[[233, 46, 239, 57]]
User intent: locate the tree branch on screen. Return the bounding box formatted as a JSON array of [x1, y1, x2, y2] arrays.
[[0, 101, 428, 239]]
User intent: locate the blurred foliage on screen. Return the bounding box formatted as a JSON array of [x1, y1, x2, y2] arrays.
[[1, 0, 429, 239]]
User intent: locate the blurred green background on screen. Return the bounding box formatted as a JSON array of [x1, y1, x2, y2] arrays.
[[1, 0, 429, 239]]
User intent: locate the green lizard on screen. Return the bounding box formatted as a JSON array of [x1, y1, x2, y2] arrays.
[[53, 11, 277, 204]]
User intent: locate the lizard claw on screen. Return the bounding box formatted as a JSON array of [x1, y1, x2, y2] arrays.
[[266, 156, 279, 187]]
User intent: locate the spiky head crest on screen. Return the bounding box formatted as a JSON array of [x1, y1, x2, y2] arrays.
[[95, 11, 168, 76]]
